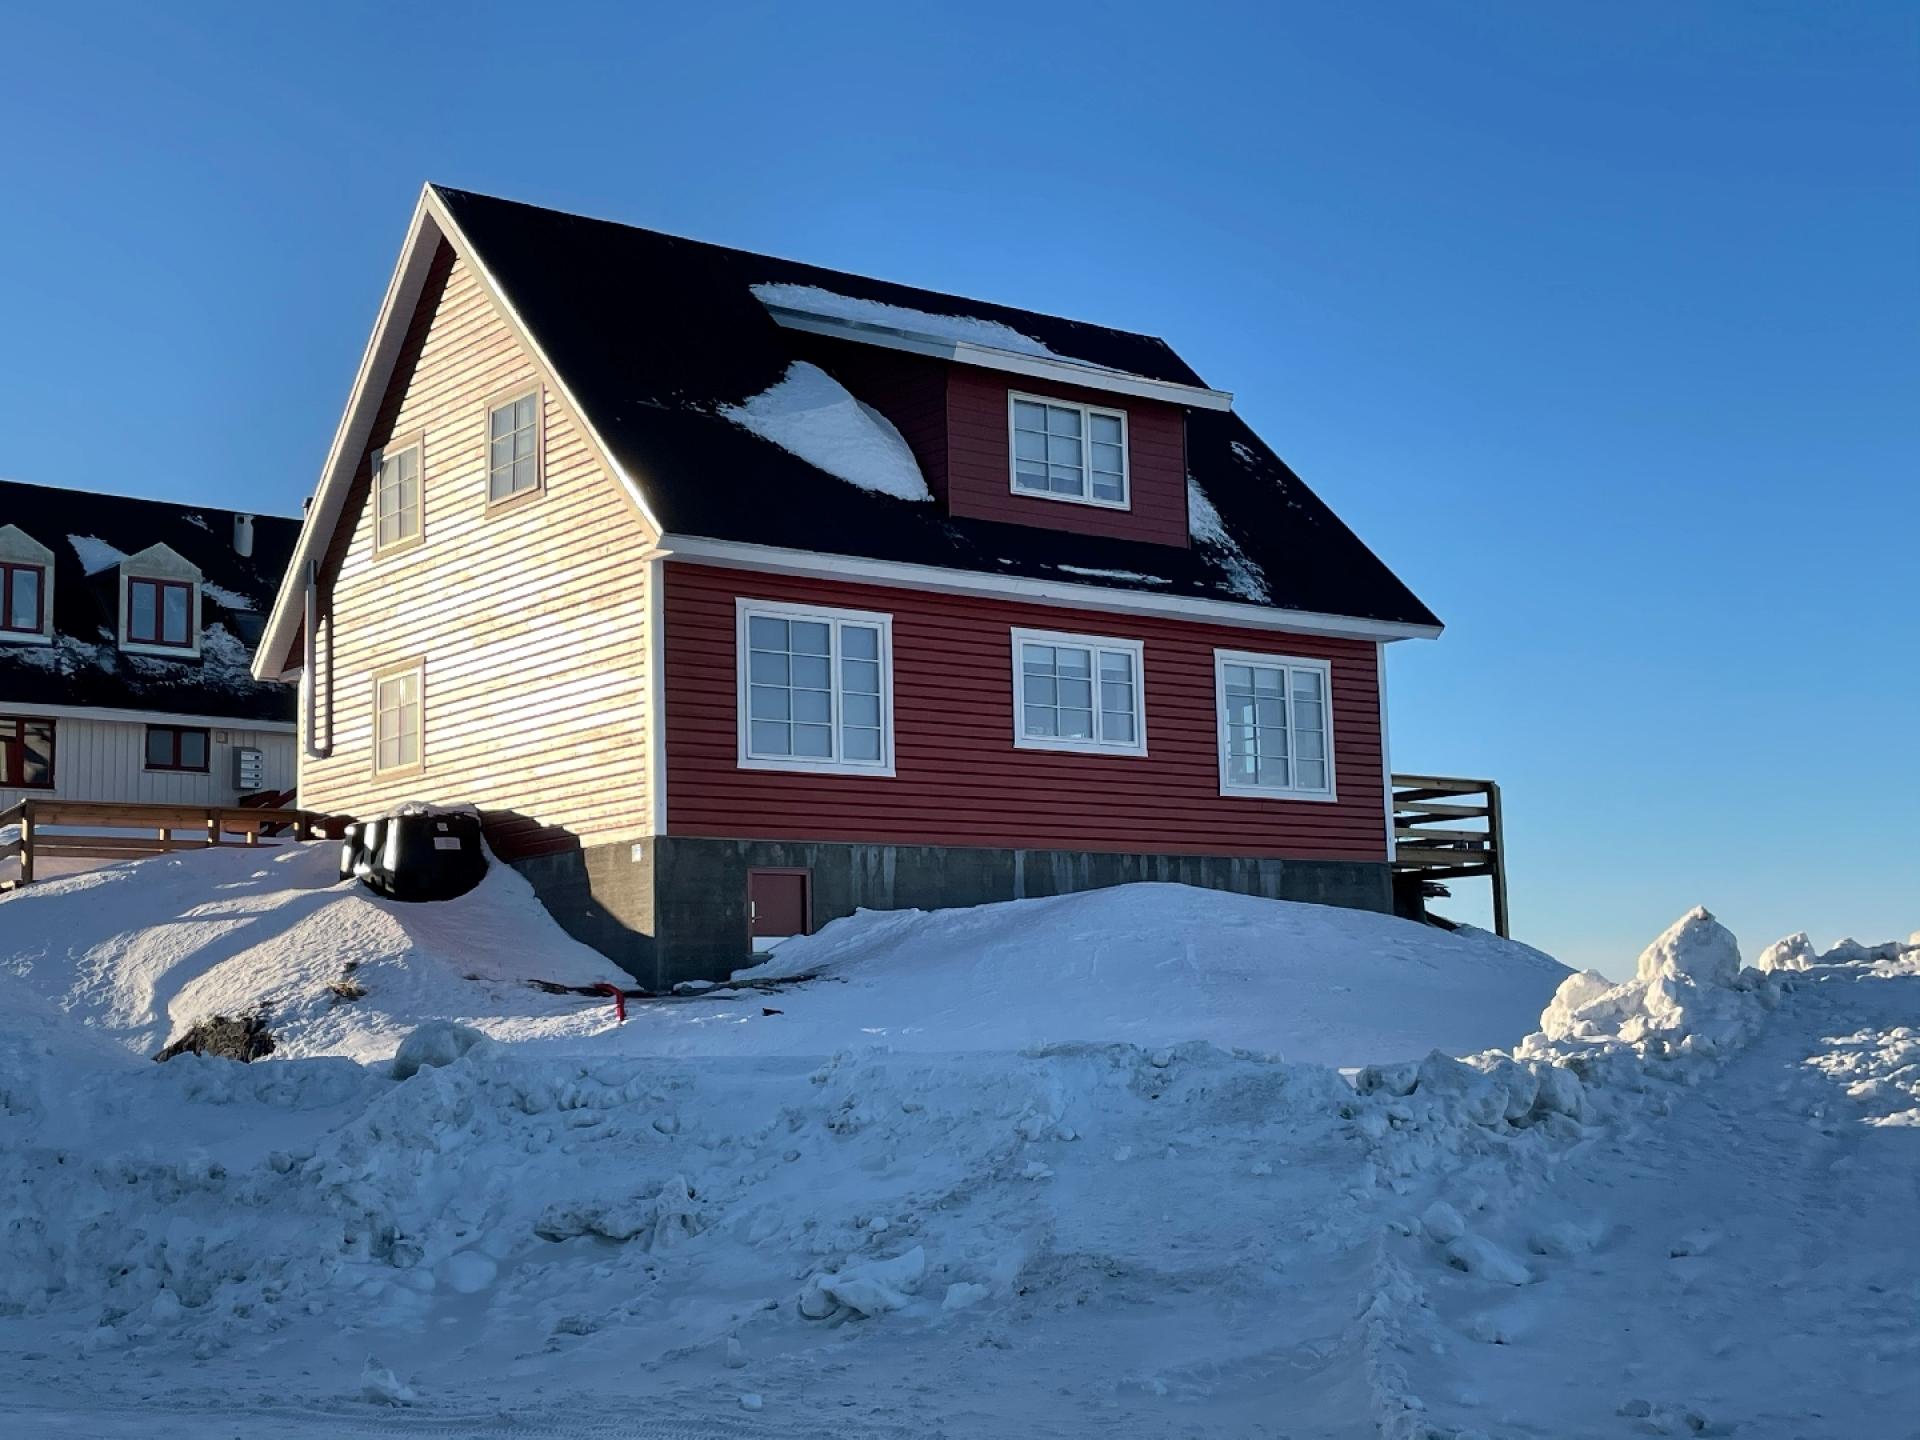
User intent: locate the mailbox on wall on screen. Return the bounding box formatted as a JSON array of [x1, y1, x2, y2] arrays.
[[233, 746, 264, 792]]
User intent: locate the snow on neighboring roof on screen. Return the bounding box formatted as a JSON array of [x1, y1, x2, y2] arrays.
[[67, 534, 127, 575], [1056, 564, 1172, 586], [1185, 476, 1270, 602], [722, 361, 932, 502], [752, 282, 1067, 361]]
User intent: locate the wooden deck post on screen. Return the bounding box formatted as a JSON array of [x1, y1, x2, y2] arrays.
[[20, 800, 34, 885], [1486, 781, 1510, 939]]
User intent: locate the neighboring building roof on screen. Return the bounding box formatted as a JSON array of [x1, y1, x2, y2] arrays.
[[0, 479, 299, 723], [431, 186, 1440, 631]]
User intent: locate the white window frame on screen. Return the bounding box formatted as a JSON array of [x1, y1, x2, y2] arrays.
[[372, 661, 424, 778], [1007, 391, 1131, 510], [372, 436, 424, 555], [735, 598, 895, 778], [1010, 627, 1148, 757], [1213, 649, 1337, 802]]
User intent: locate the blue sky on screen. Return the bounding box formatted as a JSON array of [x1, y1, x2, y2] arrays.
[[3, 3, 1914, 974]]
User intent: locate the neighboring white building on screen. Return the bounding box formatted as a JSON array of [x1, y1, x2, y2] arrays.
[[0, 482, 299, 813]]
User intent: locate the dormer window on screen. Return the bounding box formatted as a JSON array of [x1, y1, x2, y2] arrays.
[[0, 561, 44, 636], [127, 576, 195, 648], [1010, 394, 1128, 509]]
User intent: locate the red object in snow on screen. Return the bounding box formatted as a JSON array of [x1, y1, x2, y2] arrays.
[[593, 982, 627, 1024]]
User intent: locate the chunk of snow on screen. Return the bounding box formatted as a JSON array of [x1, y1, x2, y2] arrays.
[[1186, 476, 1270, 602], [198, 581, 255, 611], [722, 361, 931, 501], [942, 1281, 989, 1311], [360, 1356, 415, 1405], [1055, 564, 1172, 586], [1421, 1200, 1467, 1244], [1635, 907, 1742, 988], [391, 1020, 487, 1079], [1444, 1235, 1532, 1286], [66, 534, 127, 575], [808, 1246, 927, 1318], [1755, 932, 1818, 973], [752, 282, 1066, 361]]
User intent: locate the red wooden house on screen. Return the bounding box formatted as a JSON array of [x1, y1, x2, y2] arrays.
[[253, 186, 1442, 985]]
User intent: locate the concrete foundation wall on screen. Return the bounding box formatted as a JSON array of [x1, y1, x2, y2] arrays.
[[511, 836, 1392, 991]]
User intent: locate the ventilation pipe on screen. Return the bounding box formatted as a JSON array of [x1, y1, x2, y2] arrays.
[[233, 513, 256, 558]]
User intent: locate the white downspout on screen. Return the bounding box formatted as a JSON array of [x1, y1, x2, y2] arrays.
[[303, 561, 322, 759]]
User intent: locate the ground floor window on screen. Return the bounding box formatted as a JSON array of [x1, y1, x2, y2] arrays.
[[736, 599, 894, 775], [374, 663, 423, 775], [1011, 628, 1148, 756], [1214, 650, 1334, 798], [144, 725, 210, 773], [0, 716, 55, 789]]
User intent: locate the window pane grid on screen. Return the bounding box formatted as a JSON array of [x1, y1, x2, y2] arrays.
[[1221, 658, 1331, 794], [1011, 397, 1126, 505], [1016, 636, 1144, 752], [743, 609, 888, 768], [488, 393, 540, 501], [375, 672, 421, 773], [376, 446, 421, 548]]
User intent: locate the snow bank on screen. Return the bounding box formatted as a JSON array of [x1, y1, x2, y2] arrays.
[[739, 882, 1569, 1064], [722, 360, 931, 501], [751, 282, 1066, 361]]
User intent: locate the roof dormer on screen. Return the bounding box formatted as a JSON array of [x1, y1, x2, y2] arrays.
[[116, 542, 203, 657], [0, 524, 54, 646]]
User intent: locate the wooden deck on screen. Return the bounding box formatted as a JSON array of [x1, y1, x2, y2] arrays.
[[1390, 774, 1509, 937], [0, 799, 343, 888]]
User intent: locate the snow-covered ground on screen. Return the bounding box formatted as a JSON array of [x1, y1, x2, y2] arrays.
[[1, 846, 1913, 1437]]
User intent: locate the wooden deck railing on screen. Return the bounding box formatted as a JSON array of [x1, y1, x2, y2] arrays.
[[1390, 774, 1509, 937], [0, 799, 338, 888]]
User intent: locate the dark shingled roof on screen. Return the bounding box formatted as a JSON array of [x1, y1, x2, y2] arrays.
[[0, 480, 299, 723], [431, 186, 1440, 631]]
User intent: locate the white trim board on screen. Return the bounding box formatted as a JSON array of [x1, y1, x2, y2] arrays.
[[761, 305, 1235, 412], [653, 535, 1443, 643], [0, 701, 296, 733]]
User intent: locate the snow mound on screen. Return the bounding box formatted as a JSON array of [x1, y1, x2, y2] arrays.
[[0, 842, 629, 1065], [722, 360, 931, 501], [740, 883, 1568, 1064], [391, 1021, 487, 1079], [751, 282, 1066, 360]]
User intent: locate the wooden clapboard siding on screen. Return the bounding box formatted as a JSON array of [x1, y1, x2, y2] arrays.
[[0, 713, 293, 810], [663, 561, 1387, 860], [297, 242, 652, 856]]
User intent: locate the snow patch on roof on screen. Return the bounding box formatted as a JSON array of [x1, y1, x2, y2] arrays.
[[181, 513, 211, 531], [752, 283, 1066, 361], [67, 534, 127, 575], [200, 582, 255, 611], [722, 362, 931, 503], [1186, 476, 1270, 602], [1056, 564, 1172, 586]]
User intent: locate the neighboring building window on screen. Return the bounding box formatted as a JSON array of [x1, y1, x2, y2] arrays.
[[373, 665, 423, 775], [0, 716, 55, 789], [144, 725, 210, 773], [487, 389, 542, 503], [126, 577, 195, 648], [737, 599, 893, 774], [374, 440, 423, 552], [1009, 393, 1128, 507], [0, 561, 43, 634], [1214, 650, 1334, 799], [1011, 628, 1147, 755]]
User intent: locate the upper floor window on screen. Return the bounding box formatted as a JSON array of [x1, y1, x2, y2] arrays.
[[1011, 628, 1147, 756], [126, 577, 194, 648], [1, 715, 54, 789], [487, 388, 543, 504], [1010, 394, 1128, 509], [374, 439, 423, 553], [145, 725, 210, 773], [1214, 650, 1334, 800], [0, 561, 44, 636], [374, 663, 424, 775], [737, 599, 894, 776]]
